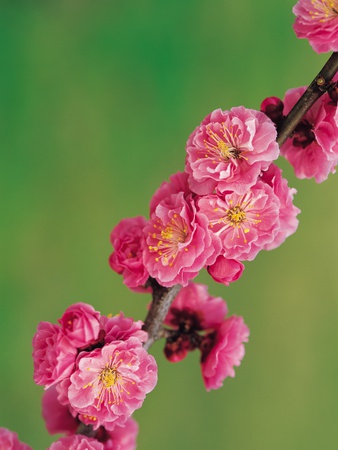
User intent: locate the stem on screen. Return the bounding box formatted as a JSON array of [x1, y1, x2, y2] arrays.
[[277, 52, 338, 146], [143, 279, 182, 351]]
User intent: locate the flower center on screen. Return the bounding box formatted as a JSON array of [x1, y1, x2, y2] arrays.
[[149, 214, 189, 266], [100, 366, 120, 388], [227, 205, 246, 225], [203, 124, 243, 163], [310, 0, 338, 21]]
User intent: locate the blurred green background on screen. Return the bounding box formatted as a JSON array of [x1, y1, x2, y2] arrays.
[[1, 0, 338, 449]]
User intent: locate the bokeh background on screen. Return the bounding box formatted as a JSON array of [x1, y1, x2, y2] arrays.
[[1, 0, 338, 449]]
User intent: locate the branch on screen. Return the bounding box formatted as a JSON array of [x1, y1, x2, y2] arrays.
[[142, 53, 338, 352], [142, 279, 181, 351], [277, 52, 338, 147]]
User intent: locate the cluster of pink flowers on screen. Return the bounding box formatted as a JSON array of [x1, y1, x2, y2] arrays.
[[32, 302, 157, 448], [261, 80, 338, 183], [110, 107, 300, 290], [0, 428, 32, 450], [163, 283, 249, 391], [293, 0, 338, 53]]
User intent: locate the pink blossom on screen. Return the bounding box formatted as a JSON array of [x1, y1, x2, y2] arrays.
[[201, 316, 249, 391], [207, 255, 244, 286], [109, 216, 150, 292], [149, 171, 192, 215], [0, 428, 32, 450], [98, 417, 138, 450], [164, 282, 228, 331], [260, 164, 300, 250], [42, 385, 78, 435], [102, 312, 148, 345], [58, 302, 102, 349], [143, 191, 220, 287], [32, 322, 77, 389], [48, 435, 103, 450], [68, 338, 157, 430], [281, 86, 338, 182], [293, 0, 338, 53], [197, 181, 280, 261], [185, 106, 279, 195], [260, 96, 284, 125]]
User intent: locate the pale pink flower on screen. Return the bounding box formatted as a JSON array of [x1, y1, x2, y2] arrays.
[[293, 0, 338, 53], [143, 191, 220, 287], [149, 171, 192, 215], [68, 338, 157, 430], [58, 302, 102, 349], [281, 86, 338, 182], [207, 255, 244, 286], [197, 181, 280, 261], [42, 385, 79, 435], [32, 322, 77, 389], [185, 106, 279, 195], [48, 435, 103, 450], [260, 164, 300, 250], [201, 316, 249, 391], [0, 428, 32, 450], [102, 312, 148, 345], [109, 216, 150, 292]]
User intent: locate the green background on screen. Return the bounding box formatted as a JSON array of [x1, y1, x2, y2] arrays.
[[1, 1, 338, 449]]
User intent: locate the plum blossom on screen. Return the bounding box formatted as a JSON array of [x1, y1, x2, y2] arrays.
[[99, 417, 138, 450], [109, 216, 150, 292], [164, 282, 227, 331], [280, 85, 338, 182], [200, 316, 250, 391], [68, 338, 157, 430], [42, 385, 79, 435], [58, 302, 102, 349], [293, 0, 338, 53], [0, 428, 32, 450], [197, 180, 280, 261], [260, 163, 300, 250], [48, 435, 103, 450], [143, 190, 220, 287], [32, 321, 77, 389], [185, 106, 279, 195], [207, 255, 244, 286], [102, 312, 148, 344]]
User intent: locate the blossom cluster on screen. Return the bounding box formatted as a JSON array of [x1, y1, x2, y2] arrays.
[[32, 303, 157, 448], [261, 79, 338, 183], [110, 107, 300, 291], [163, 283, 249, 391]]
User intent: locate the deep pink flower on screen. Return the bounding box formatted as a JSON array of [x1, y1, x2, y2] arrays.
[[68, 338, 157, 430], [260, 163, 300, 250], [281, 86, 338, 182], [197, 181, 280, 261], [102, 312, 148, 345], [143, 191, 220, 287], [207, 255, 244, 286], [201, 316, 249, 391], [99, 417, 138, 450], [58, 302, 102, 349], [293, 0, 338, 53], [109, 216, 150, 292], [185, 106, 279, 195], [42, 385, 79, 435], [48, 435, 103, 450], [149, 171, 192, 215], [0, 428, 32, 450], [260, 96, 284, 125], [32, 322, 77, 389], [164, 282, 227, 331]]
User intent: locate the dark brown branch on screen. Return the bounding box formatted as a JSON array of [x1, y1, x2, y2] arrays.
[[142, 278, 182, 351], [277, 52, 338, 146]]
